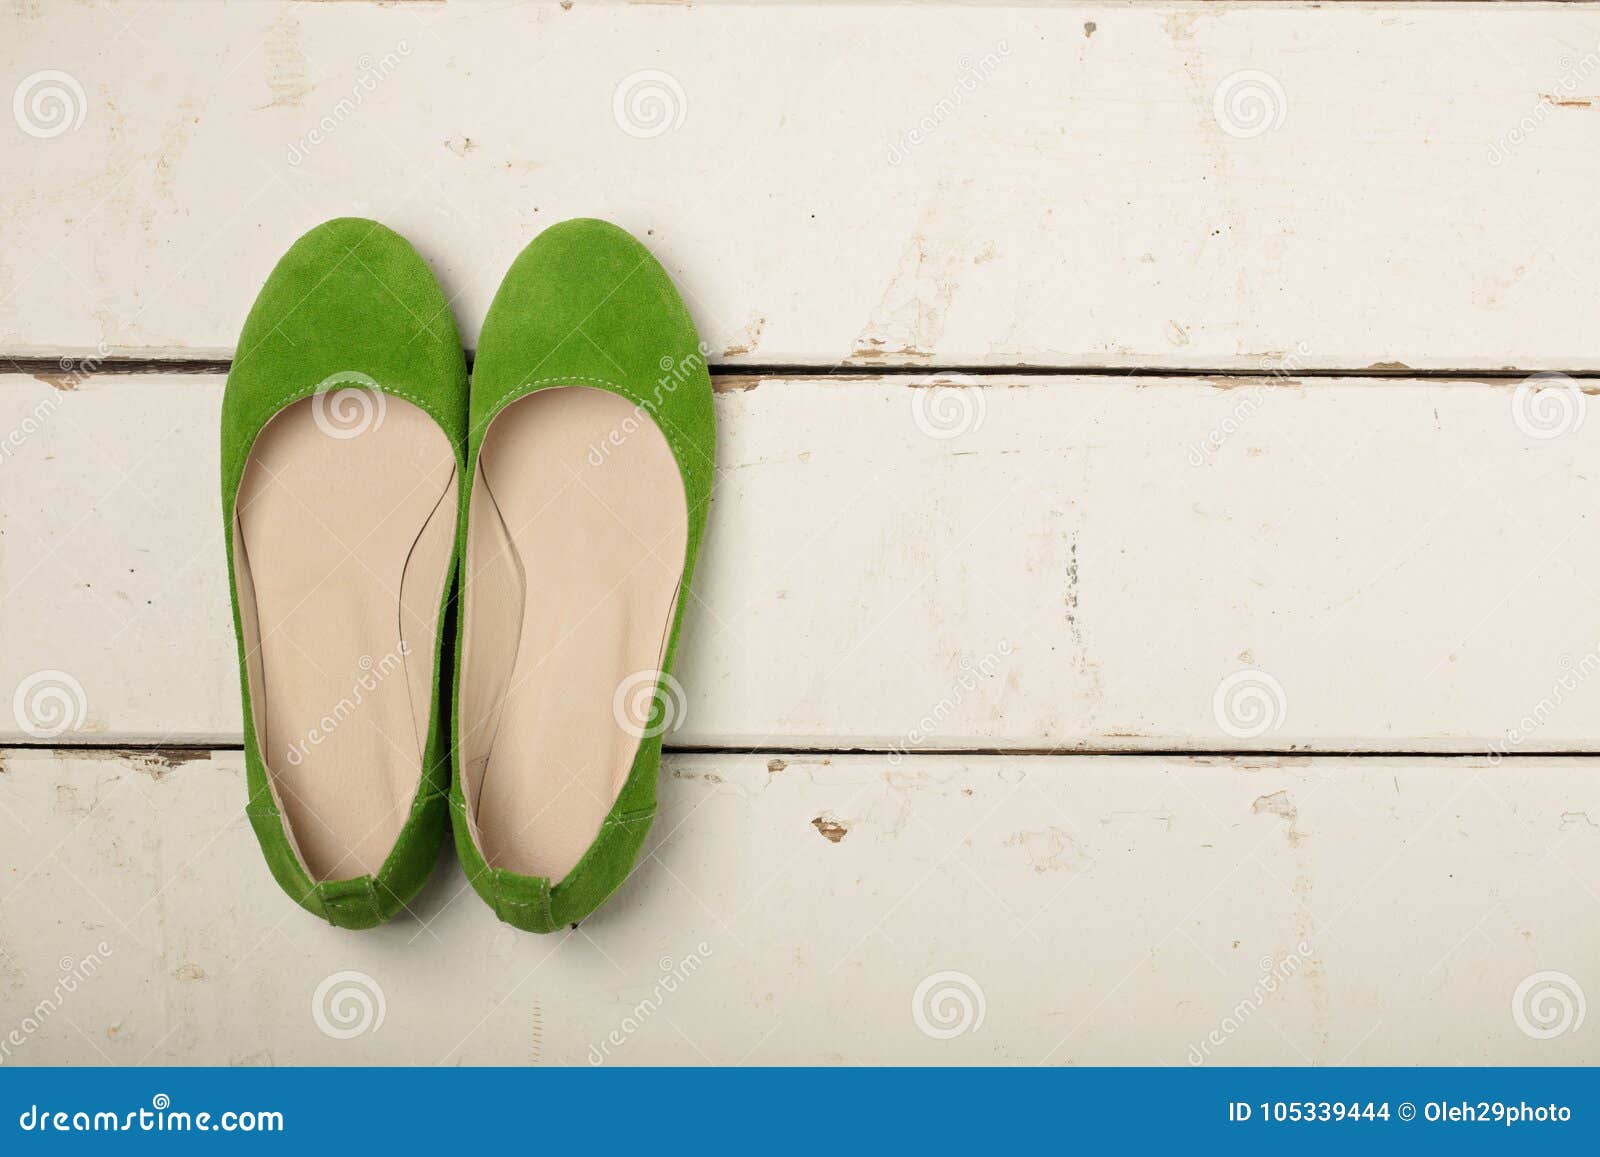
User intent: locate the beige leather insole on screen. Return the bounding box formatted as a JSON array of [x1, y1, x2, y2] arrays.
[[234, 393, 456, 881], [461, 386, 687, 882]]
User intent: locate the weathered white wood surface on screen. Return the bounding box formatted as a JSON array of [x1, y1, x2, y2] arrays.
[[5, 1, 1600, 367], [0, 748, 1595, 1065], [4, 371, 1599, 751]]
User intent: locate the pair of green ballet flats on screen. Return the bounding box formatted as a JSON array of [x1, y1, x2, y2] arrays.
[[221, 218, 713, 932]]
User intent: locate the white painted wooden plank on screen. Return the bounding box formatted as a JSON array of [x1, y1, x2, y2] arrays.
[[0, 748, 1595, 1065], [3, 370, 1599, 750], [4, 2, 1600, 368]]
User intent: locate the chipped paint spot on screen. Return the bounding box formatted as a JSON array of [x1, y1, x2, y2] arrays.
[[767, 758, 787, 774], [722, 316, 766, 358], [1083, 21, 1096, 38], [811, 814, 849, 843], [1251, 790, 1306, 846], [1005, 827, 1081, 872], [852, 180, 977, 361], [174, 963, 206, 982], [444, 136, 477, 156]]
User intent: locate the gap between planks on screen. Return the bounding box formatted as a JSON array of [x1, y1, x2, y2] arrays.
[[3, 357, 1598, 385], [7, 743, 1600, 763]]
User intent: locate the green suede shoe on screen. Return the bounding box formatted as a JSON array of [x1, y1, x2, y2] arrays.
[[222, 218, 467, 930], [452, 218, 715, 932]]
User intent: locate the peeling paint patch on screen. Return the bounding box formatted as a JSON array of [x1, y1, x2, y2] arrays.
[[767, 758, 787, 774], [174, 963, 206, 982], [1251, 790, 1306, 846], [262, 15, 311, 110], [1005, 826, 1081, 872], [722, 316, 766, 358], [811, 814, 849, 843], [851, 180, 977, 361]]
